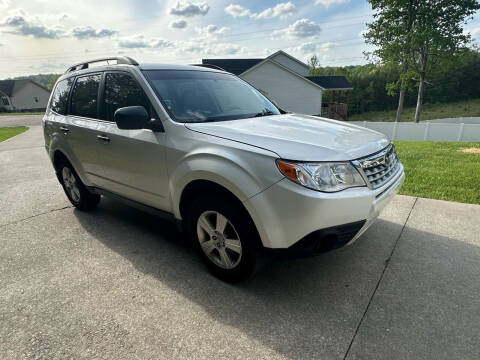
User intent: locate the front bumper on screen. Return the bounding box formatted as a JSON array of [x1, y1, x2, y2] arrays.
[[244, 164, 405, 250]]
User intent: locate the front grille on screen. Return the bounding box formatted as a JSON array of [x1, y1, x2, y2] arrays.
[[353, 144, 400, 189]]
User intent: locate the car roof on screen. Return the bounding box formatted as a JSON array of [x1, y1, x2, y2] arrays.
[[138, 63, 226, 72], [56, 57, 231, 85]]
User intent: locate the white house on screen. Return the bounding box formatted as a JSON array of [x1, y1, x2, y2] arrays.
[[0, 79, 51, 111], [202, 50, 352, 118]]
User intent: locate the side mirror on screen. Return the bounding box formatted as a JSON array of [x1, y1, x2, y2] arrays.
[[114, 106, 149, 130]]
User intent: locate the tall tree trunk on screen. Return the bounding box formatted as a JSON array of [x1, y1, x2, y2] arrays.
[[414, 51, 427, 123], [395, 63, 408, 122], [397, 0, 415, 122]]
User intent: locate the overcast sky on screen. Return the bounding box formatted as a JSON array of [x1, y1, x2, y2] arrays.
[[1, 0, 479, 78]]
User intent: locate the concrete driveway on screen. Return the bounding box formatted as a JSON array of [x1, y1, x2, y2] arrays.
[[1, 117, 479, 359]]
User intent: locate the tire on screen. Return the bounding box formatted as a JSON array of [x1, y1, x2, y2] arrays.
[[57, 160, 100, 211], [186, 195, 260, 282]]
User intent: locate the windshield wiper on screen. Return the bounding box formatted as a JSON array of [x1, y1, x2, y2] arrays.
[[254, 109, 275, 117]]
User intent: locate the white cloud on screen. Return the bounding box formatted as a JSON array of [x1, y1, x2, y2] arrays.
[[178, 40, 245, 56], [253, 2, 296, 19], [224, 4, 250, 17], [196, 24, 229, 37], [117, 35, 173, 49], [291, 41, 336, 55], [0, 11, 116, 40], [0, 0, 11, 8], [169, 19, 188, 29], [272, 18, 321, 39], [1, 14, 65, 39], [70, 26, 117, 39], [315, 0, 350, 7], [225, 2, 296, 20], [169, 1, 209, 17]]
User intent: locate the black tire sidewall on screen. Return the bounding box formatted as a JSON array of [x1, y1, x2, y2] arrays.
[[187, 195, 259, 282], [58, 161, 99, 211]]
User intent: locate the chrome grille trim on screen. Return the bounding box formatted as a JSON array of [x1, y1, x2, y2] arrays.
[[352, 144, 400, 189]]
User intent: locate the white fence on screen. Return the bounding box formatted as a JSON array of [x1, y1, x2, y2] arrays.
[[348, 121, 480, 142]]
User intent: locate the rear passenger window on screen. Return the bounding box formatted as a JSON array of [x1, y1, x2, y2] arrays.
[[70, 74, 101, 119], [104, 73, 151, 121], [50, 78, 73, 115]]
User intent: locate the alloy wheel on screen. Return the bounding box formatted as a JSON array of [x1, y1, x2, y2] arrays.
[[196, 211, 242, 269], [62, 167, 81, 203]]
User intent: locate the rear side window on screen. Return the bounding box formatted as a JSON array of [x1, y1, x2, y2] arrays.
[[50, 78, 73, 115], [70, 74, 101, 119], [104, 72, 151, 121]]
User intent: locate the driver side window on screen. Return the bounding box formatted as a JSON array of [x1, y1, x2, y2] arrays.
[[104, 72, 154, 122]]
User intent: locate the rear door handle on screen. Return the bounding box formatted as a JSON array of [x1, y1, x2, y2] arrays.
[[59, 126, 69, 133], [97, 135, 110, 143]]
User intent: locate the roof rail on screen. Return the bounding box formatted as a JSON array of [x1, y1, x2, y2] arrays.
[[65, 56, 139, 74], [191, 64, 226, 71]]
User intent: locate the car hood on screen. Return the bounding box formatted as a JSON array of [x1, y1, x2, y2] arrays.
[[185, 113, 390, 161]]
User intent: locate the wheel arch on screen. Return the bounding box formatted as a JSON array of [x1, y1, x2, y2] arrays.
[[51, 149, 90, 186], [178, 179, 264, 250]]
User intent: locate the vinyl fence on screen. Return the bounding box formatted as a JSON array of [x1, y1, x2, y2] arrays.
[[348, 121, 480, 142]]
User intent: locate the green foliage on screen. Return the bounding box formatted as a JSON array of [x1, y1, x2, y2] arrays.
[[46, 74, 61, 90], [312, 48, 480, 115], [395, 140, 480, 205], [364, 0, 480, 121]]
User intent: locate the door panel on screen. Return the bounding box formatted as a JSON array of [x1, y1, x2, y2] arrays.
[[65, 73, 104, 185], [95, 122, 169, 210], [64, 116, 104, 185]]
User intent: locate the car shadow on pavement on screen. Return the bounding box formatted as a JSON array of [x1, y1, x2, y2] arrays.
[[72, 197, 480, 359]]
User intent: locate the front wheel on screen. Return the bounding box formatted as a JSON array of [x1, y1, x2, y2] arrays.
[[187, 196, 260, 282]]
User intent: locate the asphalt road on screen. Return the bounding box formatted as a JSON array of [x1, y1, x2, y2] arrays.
[[1, 118, 479, 359]]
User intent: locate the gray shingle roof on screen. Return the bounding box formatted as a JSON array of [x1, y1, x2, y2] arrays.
[[306, 76, 352, 89], [201, 57, 353, 90], [0, 79, 50, 97], [0, 80, 16, 97], [202, 58, 264, 75]]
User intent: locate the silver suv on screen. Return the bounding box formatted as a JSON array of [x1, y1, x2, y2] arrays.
[[43, 56, 405, 282]]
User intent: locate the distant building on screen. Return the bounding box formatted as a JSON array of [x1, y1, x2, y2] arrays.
[[203, 50, 352, 119], [0, 79, 51, 111]]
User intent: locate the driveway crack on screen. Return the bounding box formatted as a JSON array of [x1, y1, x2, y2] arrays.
[[343, 197, 418, 360], [1, 205, 74, 228]]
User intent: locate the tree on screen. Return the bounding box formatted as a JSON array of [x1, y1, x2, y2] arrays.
[[364, 0, 416, 122], [365, 0, 479, 122], [308, 55, 321, 75], [409, 0, 479, 122], [47, 74, 61, 91]]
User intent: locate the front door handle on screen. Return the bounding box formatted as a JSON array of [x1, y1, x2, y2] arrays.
[[97, 135, 110, 143], [59, 126, 69, 133]]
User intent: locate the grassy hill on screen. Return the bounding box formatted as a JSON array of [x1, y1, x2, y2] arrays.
[[349, 98, 480, 122]]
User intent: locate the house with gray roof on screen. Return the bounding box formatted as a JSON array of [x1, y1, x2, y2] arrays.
[[203, 50, 352, 119], [0, 79, 51, 112]]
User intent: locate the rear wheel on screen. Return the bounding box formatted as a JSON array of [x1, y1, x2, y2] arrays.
[[58, 161, 100, 211], [187, 196, 260, 282]]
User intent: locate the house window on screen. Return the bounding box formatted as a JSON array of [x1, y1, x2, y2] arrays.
[[1, 97, 9, 106], [34, 96, 39, 103]]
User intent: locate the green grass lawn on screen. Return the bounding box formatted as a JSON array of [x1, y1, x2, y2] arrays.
[[0, 126, 29, 142], [350, 98, 480, 122], [0, 111, 44, 116], [395, 141, 480, 205]]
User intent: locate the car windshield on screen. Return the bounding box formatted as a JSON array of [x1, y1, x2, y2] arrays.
[[142, 70, 281, 123]]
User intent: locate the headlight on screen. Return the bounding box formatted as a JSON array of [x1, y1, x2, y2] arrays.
[[276, 159, 366, 192]]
